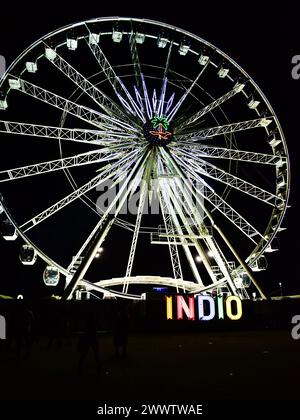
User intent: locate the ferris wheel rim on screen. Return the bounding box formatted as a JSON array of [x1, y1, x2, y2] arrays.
[[0, 16, 290, 298]]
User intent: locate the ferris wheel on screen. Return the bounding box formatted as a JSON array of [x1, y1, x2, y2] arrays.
[[0, 17, 290, 300]]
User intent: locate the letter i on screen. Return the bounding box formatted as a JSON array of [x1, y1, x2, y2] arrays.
[[166, 296, 173, 320], [217, 296, 224, 319]]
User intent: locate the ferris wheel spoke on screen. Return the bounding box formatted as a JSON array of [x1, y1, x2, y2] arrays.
[[175, 144, 278, 165], [157, 159, 196, 289], [43, 44, 136, 126], [123, 175, 148, 294], [7, 76, 137, 133], [160, 174, 220, 287], [158, 189, 185, 289], [166, 63, 209, 122], [20, 149, 140, 233], [176, 117, 273, 141], [128, 31, 143, 99], [174, 152, 280, 206], [0, 120, 138, 145], [66, 150, 150, 282], [0, 148, 129, 182], [160, 148, 253, 295], [85, 31, 145, 123], [172, 154, 263, 242], [163, 41, 173, 80], [176, 82, 246, 130]]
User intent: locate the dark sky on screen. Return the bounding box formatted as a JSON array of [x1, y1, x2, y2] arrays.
[[0, 1, 298, 298]]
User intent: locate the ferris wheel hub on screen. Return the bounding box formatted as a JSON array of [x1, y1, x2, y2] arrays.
[[143, 116, 174, 146]]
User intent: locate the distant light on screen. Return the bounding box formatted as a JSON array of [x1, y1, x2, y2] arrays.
[[98, 247, 103, 252], [95, 253, 100, 259], [207, 250, 214, 258], [153, 287, 168, 292], [196, 255, 202, 262]]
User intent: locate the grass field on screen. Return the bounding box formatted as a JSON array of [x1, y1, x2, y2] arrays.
[[0, 329, 299, 401]]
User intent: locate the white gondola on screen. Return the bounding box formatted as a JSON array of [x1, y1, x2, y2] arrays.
[[0, 97, 8, 110], [265, 237, 280, 253], [67, 31, 78, 51], [135, 31, 145, 44], [268, 132, 281, 148], [247, 96, 260, 109], [178, 39, 190, 56], [26, 61, 38, 73], [241, 274, 251, 287], [43, 266, 60, 286], [217, 64, 229, 78], [19, 244, 37, 265], [75, 288, 90, 300], [251, 255, 268, 272], [45, 47, 57, 61], [234, 274, 251, 289], [198, 49, 210, 65], [112, 25, 123, 43], [8, 78, 21, 90], [1, 219, 18, 241], [157, 34, 168, 48]]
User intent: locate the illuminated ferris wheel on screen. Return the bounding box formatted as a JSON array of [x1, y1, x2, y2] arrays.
[[0, 17, 290, 300]]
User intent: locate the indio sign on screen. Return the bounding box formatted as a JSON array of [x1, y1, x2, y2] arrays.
[[166, 295, 243, 321]]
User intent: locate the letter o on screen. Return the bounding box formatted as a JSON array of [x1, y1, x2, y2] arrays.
[[225, 296, 242, 320]]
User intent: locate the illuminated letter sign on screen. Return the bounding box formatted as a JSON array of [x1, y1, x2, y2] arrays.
[[225, 296, 243, 320], [176, 295, 195, 320], [197, 296, 215, 321], [166, 295, 243, 321], [166, 296, 173, 320]]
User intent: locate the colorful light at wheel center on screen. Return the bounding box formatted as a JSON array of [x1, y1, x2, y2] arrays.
[[144, 116, 174, 146]]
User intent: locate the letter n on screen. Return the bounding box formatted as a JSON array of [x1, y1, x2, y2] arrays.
[[176, 295, 195, 320]]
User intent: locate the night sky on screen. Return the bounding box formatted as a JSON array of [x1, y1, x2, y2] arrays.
[[0, 1, 298, 298]]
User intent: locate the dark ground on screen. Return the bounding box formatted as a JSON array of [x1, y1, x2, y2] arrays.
[[0, 329, 299, 401]]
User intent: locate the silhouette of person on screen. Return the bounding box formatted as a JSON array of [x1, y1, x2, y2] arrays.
[[13, 301, 34, 358], [78, 310, 101, 375], [112, 302, 129, 358]]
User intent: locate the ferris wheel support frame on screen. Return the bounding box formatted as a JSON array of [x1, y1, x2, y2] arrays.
[[63, 149, 151, 299], [0, 17, 289, 299], [161, 147, 267, 299]]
